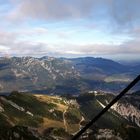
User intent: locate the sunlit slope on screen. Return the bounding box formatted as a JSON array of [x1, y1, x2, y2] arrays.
[[1, 91, 140, 139], [0, 92, 82, 134]]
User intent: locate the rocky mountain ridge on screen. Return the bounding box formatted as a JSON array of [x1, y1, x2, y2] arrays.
[[0, 56, 139, 94]]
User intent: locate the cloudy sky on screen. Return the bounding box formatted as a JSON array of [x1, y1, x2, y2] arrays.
[[0, 0, 140, 61]]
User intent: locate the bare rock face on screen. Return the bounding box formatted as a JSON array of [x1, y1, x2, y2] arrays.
[[0, 106, 4, 112], [94, 129, 123, 140], [0, 57, 80, 93], [111, 102, 140, 127]]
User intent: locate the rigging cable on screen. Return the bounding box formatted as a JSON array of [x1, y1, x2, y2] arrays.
[[72, 74, 140, 140]]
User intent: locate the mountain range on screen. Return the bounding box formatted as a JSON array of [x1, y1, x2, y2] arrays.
[[0, 56, 140, 139], [0, 56, 139, 94]]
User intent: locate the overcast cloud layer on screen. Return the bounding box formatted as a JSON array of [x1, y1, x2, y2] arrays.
[[0, 0, 140, 60]]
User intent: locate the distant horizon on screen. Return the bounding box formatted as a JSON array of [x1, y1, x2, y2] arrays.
[[0, 55, 140, 64], [0, 0, 140, 62]]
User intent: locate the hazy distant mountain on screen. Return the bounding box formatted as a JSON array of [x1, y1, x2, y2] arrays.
[[0, 56, 139, 94], [1, 91, 140, 139], [70, 57, 127, 74]]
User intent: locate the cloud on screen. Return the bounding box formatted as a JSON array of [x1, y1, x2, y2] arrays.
[[0, 30, 48, 56], [0, 28, 140, 57], [0, 0, 140, 59], [0, 35, 140, 58], [108, 0, 140, 26], [0, 45, 10, 52], [0, 31, 17, 45], [7, 0, 140, 29], [9, 0, 97, 21], [19, 41, 140, 57], [43, 40, 140, 57], [17, 27, 48, 37]]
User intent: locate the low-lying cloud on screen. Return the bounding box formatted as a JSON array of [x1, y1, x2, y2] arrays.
[[0, 0, 140, 60], [0, 29, 140, 57]]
